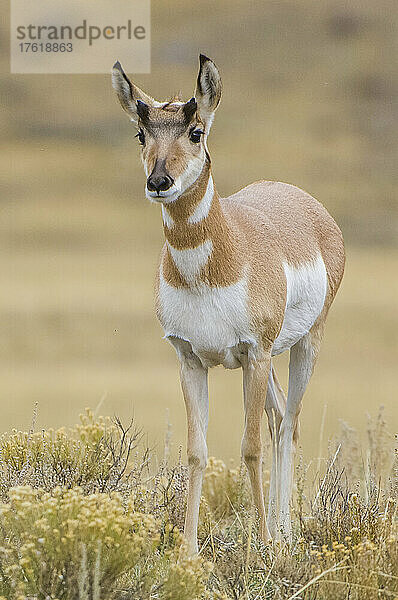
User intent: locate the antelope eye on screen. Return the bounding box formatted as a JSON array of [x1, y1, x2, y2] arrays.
[[189, 129, 203, 143], [135, 129, 145, 145]]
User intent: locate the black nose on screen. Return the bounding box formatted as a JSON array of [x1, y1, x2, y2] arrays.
[[147, 174, 174, 194]]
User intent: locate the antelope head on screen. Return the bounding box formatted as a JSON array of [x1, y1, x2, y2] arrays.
[[112, 54, 222, 204]]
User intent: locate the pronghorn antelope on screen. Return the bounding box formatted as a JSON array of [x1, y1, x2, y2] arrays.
[[112, 54, 345, 553]]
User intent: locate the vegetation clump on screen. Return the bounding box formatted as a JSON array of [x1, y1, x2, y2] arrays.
[[0, 409, 396, 599]]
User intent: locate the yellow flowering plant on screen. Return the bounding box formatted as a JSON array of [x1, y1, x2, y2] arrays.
[[0, 410, 146, 500], [0, 486, 159, 597], [0, 485, 211, 599], [0, 410, 396, 599]]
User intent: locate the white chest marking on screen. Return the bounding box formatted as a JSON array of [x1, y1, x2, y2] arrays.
[[272, 254, 327, 355], [167, 239, 213, 285], [158, 274, 254, 367], [188, 176, 214, 224]]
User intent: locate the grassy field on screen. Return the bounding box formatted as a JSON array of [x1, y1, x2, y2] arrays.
[[1, 147, 397, 461], [1, 0, 397, 461], [2, 0, 398, 445], [0, 411, 396, 599]]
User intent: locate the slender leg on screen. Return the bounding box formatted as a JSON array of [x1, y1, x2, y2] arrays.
[[265, 365, 286, 539], [242, 351, 272, 543], [179, 354, 209, 555], [278, 327, 322, 541]]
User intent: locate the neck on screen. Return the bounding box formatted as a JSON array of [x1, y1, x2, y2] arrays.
[[162, 159, 215, 246], [160, 160, 242, 288]]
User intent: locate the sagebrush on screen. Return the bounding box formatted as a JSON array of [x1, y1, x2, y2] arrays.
[[0, 408, 396, 599]]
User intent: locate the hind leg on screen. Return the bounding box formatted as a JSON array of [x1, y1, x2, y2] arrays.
[[278, 322, 324, 540], [265, 365, 286, 539]]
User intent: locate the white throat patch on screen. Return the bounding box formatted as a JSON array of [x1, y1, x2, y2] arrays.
[[167, 239, 213, 285], [162, 205, 174, 228], [188, 176, 214, 224]]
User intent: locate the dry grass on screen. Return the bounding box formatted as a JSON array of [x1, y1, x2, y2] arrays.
[[0, 0, 397, 458], [0, 410, 396, 599]]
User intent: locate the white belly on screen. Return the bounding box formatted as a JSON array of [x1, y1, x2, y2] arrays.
[[272, 253, 328, 355], [158, 253, 328, 366], [158, 274, 254, 368]]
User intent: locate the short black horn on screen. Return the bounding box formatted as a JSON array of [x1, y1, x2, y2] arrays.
[[182, 97, 197, 123], [136, 99, 150, 121]]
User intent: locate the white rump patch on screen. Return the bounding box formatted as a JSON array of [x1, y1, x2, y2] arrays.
[[272, 254, 327, 355], [167, 239, 213, 284], [188, 176, 214, 224]]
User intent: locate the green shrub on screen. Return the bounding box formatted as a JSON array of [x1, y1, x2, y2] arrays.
[[0, 486, 157, 598], [0, 410, 396, 599], [0, 410, 147, 500], [0, 486, 209, 600]]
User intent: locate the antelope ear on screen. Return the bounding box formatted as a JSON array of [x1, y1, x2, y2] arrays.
[[194, 54, 222, 132], [112, 60, 154, 123]]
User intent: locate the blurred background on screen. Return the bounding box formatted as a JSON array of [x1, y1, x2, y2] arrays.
[[1, 0, 397, 462]]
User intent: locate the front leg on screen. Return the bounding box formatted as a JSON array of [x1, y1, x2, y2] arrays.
[[178, 351, 209, 555], [242, 349, 272, 544]]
